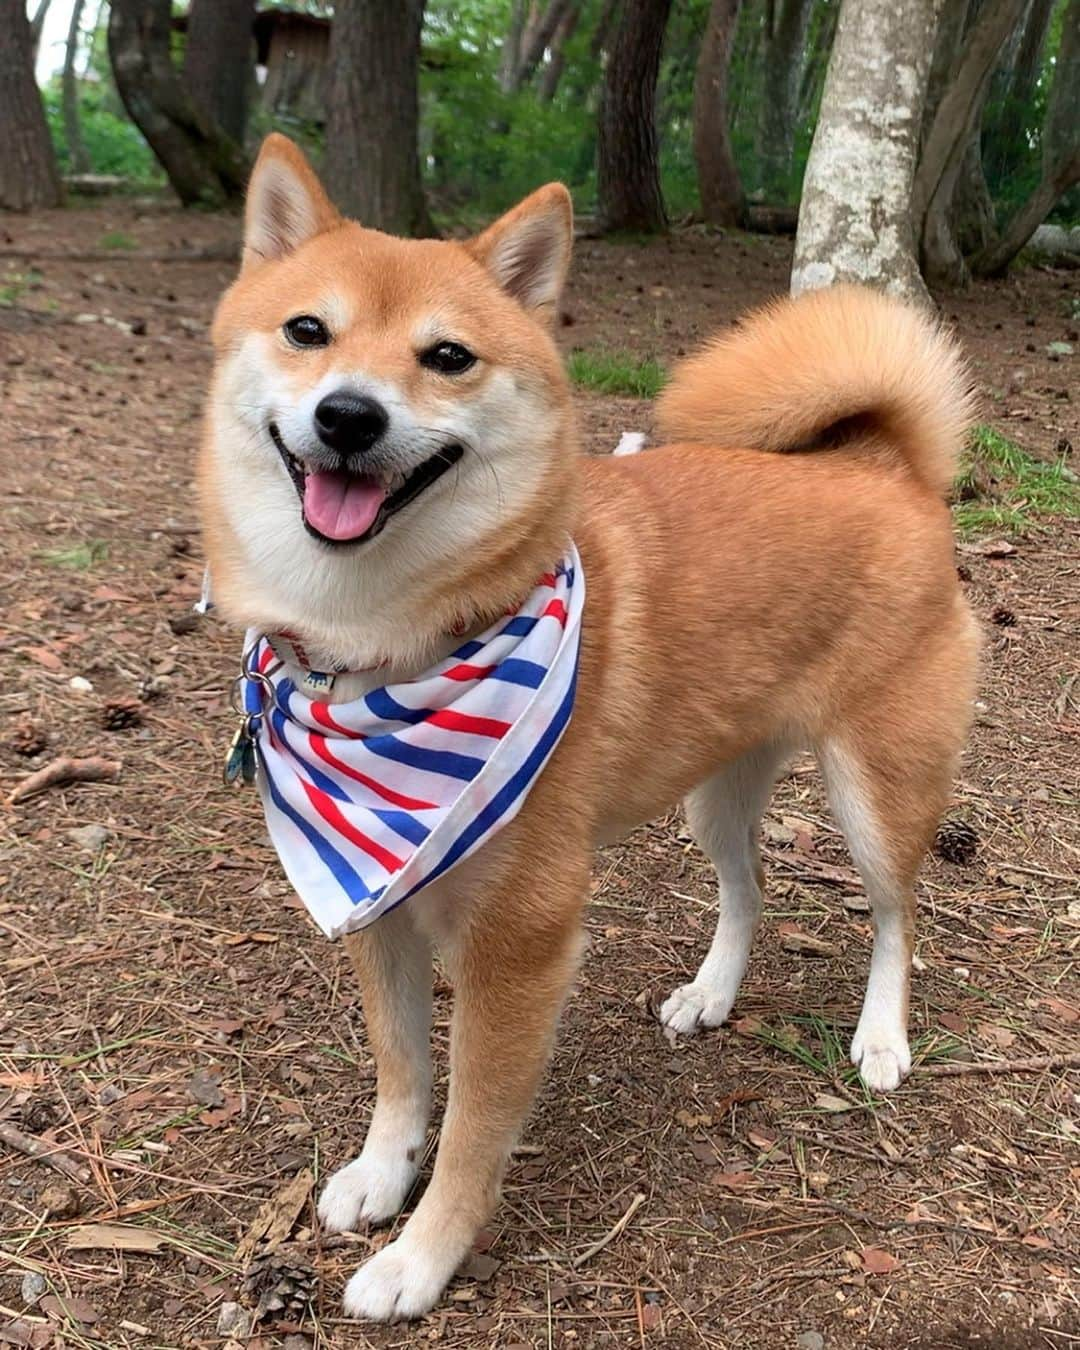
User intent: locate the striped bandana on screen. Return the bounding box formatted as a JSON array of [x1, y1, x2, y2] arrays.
[[240, 546, 584, 939]]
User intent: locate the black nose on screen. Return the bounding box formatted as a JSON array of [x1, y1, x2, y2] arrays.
[[313, 391, 389, 455]]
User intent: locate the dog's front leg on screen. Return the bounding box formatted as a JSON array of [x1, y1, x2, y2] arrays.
[[341, 872, 586, 1322], [319, 905, 432, 1232]]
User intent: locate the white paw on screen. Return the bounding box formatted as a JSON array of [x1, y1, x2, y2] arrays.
[[343, 1236, 451, 1322], [659, 982, 734, 1036], [318, 1149, 419, 1232], [850, 1024, 911, 1093]]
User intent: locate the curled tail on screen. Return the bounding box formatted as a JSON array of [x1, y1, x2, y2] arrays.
[[655, 285, 975, 498]]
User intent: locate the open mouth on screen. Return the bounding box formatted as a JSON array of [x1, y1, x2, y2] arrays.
[[269, 423, 463, 546]]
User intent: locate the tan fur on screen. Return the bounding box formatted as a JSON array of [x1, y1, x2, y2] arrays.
[[199, 137, 979, 1320]]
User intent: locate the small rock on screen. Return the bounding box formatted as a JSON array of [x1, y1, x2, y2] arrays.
[[21, 1271, 47, 1305], [283, 1337, 313, 1350], [796, 1333, 825, 1350], [68, 676, 94, 693], [216, 1301, 249, 1339], [66, 824, 111, 852], [39, 1182, 80, 1218], [186, 1066, 225, 1108]]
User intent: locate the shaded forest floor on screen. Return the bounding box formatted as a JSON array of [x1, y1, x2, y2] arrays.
[[1, 202, 1077, 1350]]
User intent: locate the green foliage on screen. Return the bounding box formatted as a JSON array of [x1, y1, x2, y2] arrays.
[[567, 348, 667, 398], [953, 425, 1080, 535], [38, 540, 110, 571], [0, 270, 44, 307], [42, 81, 161, 186], [99, 229, 137, 250]]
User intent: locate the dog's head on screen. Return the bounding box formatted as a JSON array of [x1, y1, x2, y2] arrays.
[[200, 134, 577, 660]]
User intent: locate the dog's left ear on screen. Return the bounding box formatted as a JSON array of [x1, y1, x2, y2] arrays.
[[467, 184, 573, 324]]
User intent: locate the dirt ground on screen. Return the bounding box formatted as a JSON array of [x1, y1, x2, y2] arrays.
[[1, 202, 1077, 1350]]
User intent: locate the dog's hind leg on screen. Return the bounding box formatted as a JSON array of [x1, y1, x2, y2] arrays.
[[816, 656, 972, 1093], [318, 905, 433, 1232], [660, 742, 791, 1036]]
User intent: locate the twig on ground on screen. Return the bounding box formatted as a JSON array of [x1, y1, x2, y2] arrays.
[[6, 755, 121, 805], [919, 1052, 1080, 1078], [0, 1121, 92, 1184], [0, 247, 240, 264], [571, 1192, 646, 1269]]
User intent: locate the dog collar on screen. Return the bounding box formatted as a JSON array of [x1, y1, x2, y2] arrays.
[[229, 546, 584, 939]]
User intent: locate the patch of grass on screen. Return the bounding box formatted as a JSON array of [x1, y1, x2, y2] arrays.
[[0, 269, 43, 306], [567, 347, 666, 399], [38, 540, 109, 570], [952, 424, 1080, 535], [99, 229, 137, 251]]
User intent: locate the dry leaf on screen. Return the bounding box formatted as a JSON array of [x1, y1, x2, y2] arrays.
[[235, 1168, 313, 1265], [40, 1294, 99, 1324], [22, 647, 63, 671], [939, 1011, 967, 1034], [1039, 997, 1078, 1024], [66, 1223, 164, 1253], [1021, 1232, 1052, 1250], [813, 1093, 857, 1114], [675, 1109, 712, 1128], [712, 1170, 756, 1189], [859, 1247, 899, 1275]]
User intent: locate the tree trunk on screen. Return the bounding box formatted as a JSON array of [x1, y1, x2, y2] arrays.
[[499, 0, 528, 91], [694, 0, 745, 227], [922, 0, 969, 139], [183, 0, 256, 145], [912, 0, 1027, 245], [797, 0, 840, 127], [108, 0, 247, 207], [538, 3, 582, 100], [509, 0, 576, 92], [972, 0, 1080, 275], [952, 134, 996, 255], [981, 0, 1055, 186], [28, 0, 53, 64], [791, 0, 943, 307], [62, 0, 90, 176], [0, 0, 62, 210], [596, 0, 674, 233], [590, 0, 620, 59], [325, 0, 435, 237], [756, 0, 812, 202]]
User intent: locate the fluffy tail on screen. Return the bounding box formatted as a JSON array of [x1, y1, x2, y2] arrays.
[[655, 285, 975, 498]]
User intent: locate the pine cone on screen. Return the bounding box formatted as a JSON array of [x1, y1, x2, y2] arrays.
[[934, 818, 979, 866], [241, 1245, 316, 1324], [102, 697, 144, 730], [10, 719, 47, 756]]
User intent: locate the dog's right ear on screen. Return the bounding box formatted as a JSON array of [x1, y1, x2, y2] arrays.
[[242, 134, 340, 271]]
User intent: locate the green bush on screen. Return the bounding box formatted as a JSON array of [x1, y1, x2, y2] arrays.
[[42, 80, 162, 185]]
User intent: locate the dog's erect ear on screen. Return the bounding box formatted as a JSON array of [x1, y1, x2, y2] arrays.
[[467, 184, 573, 323], [242, 134, 340, 270]]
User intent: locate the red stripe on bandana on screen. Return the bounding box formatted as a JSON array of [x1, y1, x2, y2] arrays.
[[427, 708, 510, 739], [298, 777, 405, 873], [308, 732, 438, 811]]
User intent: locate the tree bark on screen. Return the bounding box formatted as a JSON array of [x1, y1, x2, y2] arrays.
[[757, 0, 813, 202], [499, 0, 528, 91], [108, 0, 247, 207], [791, 0, 943, 307], [952, 134, 996, 255], [596, 0, 674, 233], [912, 0, 1027, 237], [28, 0, 53, 64], [0, 0, 62, 210], [538, 3, 582, 100], [183, 0, 256, 146], [982, 0, 1055, 186], [510, 0, 577, 92], [972, 0, 1080, 275], [62, 0, 90, 176], [694, 0, 745, 227], [325, 0, 435, 237]]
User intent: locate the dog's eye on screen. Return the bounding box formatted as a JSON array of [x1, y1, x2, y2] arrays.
[[283, 315, 330, 348], [420, 341, 476, 375]]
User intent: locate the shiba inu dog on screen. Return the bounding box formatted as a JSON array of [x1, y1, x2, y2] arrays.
[[199, 134, 979, 1321]]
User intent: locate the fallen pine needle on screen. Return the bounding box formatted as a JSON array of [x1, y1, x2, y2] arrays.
[[7, 755, 121, 805], [571, 1192, 646, 1269], [919, 1052, 1080, 1078], [0, 1120, 91, 1184]]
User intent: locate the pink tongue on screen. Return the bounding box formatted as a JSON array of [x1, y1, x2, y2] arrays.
[[303, 470, 386, 541]]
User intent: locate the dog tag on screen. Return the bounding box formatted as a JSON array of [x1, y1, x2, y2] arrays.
[[224, 717, 258, 787]]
